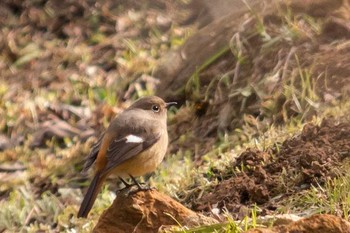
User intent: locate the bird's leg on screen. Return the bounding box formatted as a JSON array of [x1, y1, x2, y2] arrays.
[[117, 176, 149, 194], [129, 175, 157, 193], [129, 175, 145, 190], [120, 177, 132, 188], [116, 177, 135, 192]]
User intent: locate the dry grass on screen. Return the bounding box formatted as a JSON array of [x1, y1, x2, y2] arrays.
[[0, 1, 349, 232]]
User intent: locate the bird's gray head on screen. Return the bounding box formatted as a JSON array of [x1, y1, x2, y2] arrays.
[[128, 96, 177, 118]]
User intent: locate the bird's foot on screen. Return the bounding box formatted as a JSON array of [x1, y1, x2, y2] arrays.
[[128, 186, 155, 195], [115, 177, 138, 193], [116, 176, 149, 193]]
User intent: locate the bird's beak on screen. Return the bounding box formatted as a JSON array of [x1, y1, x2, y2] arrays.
[[165, 102, 177, 108]]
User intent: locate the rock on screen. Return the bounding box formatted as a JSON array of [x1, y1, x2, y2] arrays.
[[246, 214, 350, 233], [93, 189, 217, 233]]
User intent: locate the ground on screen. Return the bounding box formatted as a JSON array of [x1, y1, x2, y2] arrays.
[[193, 119, 350, 216], [0, 0, 350, 232]]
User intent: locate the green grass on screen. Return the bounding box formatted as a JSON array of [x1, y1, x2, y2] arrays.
[[165, 204, 262, 233], [281, 161, 350, 220], [185, 46, 230, 99], [1, 2, 349, 232]]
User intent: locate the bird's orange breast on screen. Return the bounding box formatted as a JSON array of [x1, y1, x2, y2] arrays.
[[109, 131, 168, 178]]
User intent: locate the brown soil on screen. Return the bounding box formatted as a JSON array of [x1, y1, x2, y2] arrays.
[[93, 189, 217, 233], [247, 214, 350, 233], [1, 0, 350, 231], [193, 118, 350, 217]]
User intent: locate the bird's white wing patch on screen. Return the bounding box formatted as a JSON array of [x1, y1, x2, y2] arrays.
[[125, 135, 144, 143]]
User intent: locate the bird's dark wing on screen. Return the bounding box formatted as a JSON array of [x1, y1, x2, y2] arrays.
[[101, 132, 160, 175], [82, 133, 104, 173]]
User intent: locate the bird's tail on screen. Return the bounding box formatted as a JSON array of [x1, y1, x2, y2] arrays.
[[77, 172, 105, 218]]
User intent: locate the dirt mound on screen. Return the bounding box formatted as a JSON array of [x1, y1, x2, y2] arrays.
[[247, 214, 350, 233], [93, 189, 217, 233], [194, 118, 350, 216]]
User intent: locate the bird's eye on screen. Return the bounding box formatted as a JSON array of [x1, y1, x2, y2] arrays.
[[152, 104, 160, 112]]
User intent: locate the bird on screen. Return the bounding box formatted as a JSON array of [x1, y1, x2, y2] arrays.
[[77, 96, 176, 218]]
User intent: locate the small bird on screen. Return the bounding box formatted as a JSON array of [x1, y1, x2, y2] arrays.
[[78, 96, 176, 218]]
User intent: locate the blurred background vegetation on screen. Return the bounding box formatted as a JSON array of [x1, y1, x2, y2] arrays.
[[0, 0, 350, 232]]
